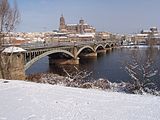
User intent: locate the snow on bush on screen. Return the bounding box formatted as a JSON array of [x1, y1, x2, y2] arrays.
[[26, 73, 160, 96]]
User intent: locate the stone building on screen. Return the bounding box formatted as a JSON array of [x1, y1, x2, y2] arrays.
[[137, 27, 160, 45], [95, 32, 112, 41], [141, 27, 158, 34], [59, 15, 96, 34], [134, 33, 148, 44]]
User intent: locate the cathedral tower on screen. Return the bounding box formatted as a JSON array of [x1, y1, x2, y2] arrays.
[[79, 18, 84, 34], [59, 14, 66, 32]]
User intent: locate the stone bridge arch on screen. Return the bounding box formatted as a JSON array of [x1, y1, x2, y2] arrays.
[[95, 44, 105, 51], [110, 43, 114, 47], [75, 45, 95, 58], [25, 49, 74, 71], [105, 44, 111, 48]]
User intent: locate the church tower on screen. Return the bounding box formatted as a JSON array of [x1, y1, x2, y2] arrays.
[[79, 18, 84, 34], [59, 14, 66, 32]]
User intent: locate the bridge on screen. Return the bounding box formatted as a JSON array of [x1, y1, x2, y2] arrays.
[[23, 41, 117, 70], [1, 41, 118, 80]]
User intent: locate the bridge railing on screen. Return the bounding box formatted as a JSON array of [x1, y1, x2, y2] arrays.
[[20, 40, 115, 50]]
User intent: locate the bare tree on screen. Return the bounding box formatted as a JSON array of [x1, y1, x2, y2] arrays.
[[0, 0, 20, 33], [125, 47, 159, 95], [63, 66, 92, 87], [146, 32, 157, 46], [0, 0, 20, 79]]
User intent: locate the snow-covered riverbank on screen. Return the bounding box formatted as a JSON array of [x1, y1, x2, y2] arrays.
[[0, 79, 160, 120]]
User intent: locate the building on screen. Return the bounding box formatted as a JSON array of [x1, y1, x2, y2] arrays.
[[134, 33, 148, 44], [141, 27, 158, 34], [135, 27, 160, 45], [95, 32, 112, 41], [59, 15, 96, 34]]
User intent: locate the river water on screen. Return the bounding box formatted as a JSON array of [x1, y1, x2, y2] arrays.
[[26, 46, 160, 90]]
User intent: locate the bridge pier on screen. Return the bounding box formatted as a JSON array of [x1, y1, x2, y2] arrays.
[[1, 52, 25, 80], [79, 52, 97, 58], [106, 47, 112, 50], [49, 58, 79, 65], [97, 49, 106, 54]]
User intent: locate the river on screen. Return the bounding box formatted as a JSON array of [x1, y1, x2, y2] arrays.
[[26, 46, 160, 90]]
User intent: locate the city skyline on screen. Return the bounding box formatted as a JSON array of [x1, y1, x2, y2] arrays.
[[9, 0, 160, 34]]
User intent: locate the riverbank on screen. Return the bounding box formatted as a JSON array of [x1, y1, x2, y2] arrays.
[[0, 79, 160, 120], [26, 73, 160, 96]]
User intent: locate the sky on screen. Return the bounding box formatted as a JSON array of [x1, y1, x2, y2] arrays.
[[8, 0, 160, 34]]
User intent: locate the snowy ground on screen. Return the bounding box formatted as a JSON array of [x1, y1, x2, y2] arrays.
[[0, 79, 160, 120]]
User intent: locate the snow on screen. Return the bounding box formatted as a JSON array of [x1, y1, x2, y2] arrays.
[[122, 45, 160, 49], [2, 47, 26, 53], [136, 34, 148, 37], [142, 30, 151, 33], [67, 24, 78, 26], [0, 79, 160, 120], [33, 37, 45, 42], [15, 37, 26, 41], [77, 33, 95, 38], [54, 36, 68, 39]]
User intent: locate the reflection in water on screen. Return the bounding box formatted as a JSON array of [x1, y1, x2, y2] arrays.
[[26, 46, 160, 90]]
